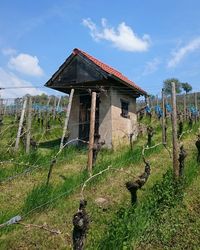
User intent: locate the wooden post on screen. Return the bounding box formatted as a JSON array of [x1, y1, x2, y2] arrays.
[[56, 96, 61, 112], [195, 92, 198, 123], [26, 96, 32, 153], [60, 89, 74, 149], [45, 96, 51, 131], [147, 96, 150, 106], [0, 98, 3, 119], [171, 82, 179, 178], [15, 96, 28, 151], [3, 99, 8, 116], [87, 92, 96, 176], [156, 95, 159, 106], [162, 89, 166, 145], [183, 94, 187, 121], [53, 96, 57, 120], [149, 96, 152, 109]]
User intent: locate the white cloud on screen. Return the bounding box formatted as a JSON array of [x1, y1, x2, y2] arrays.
[[0, 68, 44, 98], [82, 18, 150, 52], [2, 48, 17, 56], [168, 37, 200, 68], [8, 53, 44, 76], [143, 58, 161, 75]]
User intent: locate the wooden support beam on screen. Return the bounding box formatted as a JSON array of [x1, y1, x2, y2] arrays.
[[171, 82, 179, 178], [15, 96, 28, 151], [56, 96, 61, 112], [60, 89, 74, 150], [45, 96, 51, 131], [183, 94, 187, 121], [156, 95, 159, 106], [53, 96, 57, 120], [87, 92, 97, 176], [195, 92, 198, 123], [162, 89, 166, 145], [26, 96, 32, 153], [0, 98, 3, 118]]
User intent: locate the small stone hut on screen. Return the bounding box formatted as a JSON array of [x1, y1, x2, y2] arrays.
[[45, 48, 147, 148]]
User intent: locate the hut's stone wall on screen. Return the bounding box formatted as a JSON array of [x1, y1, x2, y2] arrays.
[[110, 88, 137, 148], [68, 88, 138, 148], [99, 89, 112, 148]]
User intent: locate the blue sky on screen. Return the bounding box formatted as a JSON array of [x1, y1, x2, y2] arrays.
[[0, 0, 200, 98]]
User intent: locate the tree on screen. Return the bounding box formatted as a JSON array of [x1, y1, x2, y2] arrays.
[[182, 82, 192, 94], [163, 78, 182, 95]]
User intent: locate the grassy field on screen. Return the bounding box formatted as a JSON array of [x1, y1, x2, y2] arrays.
[[0, 114, 200, 250]]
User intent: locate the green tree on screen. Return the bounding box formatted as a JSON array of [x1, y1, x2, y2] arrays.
[[163, 78, 182, 95], [182, 82, 192, 94]]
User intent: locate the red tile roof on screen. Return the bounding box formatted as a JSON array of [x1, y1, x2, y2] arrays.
[[73, 48, 147, 95]]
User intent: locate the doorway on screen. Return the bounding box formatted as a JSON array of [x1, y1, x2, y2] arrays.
[[79, 94, 99, 141]]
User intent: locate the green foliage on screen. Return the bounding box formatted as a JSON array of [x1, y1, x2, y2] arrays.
[[163, 78, 182, 95], [1, 114, 200, 249], [22, 184, 54, 214], [138, 155, 200, 249], [182, 82, 192, 94], [94, 169, 184, 250], [93, 151, 200, 250]]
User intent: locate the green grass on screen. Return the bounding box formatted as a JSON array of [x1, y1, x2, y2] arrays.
[[1, 114, 200, 250], [89, 151, 199, 250]]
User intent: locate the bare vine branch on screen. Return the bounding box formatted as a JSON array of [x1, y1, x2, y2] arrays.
[[17, 222, 61, 235], [80, 166, 111, 199]]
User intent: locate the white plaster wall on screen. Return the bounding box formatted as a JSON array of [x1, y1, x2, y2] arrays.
[[67, 88, 138, 148], [99, 90, 112, 148], [110, 88, 137, 147]]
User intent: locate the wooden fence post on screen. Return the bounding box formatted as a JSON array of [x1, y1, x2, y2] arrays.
[[87, 92, 96, 176], [56, 96, 61, 112], [162, 89, 166, 145], [60, 89, 74, 149], [0, 98, 3, 119], [3, 99, 8, 116], [156, 95, 159, 106], [194, 92, 198, 123], [26, 96, 32, 153], [53, 96, 57, 120], [171, 82, 179, 178], [183, 94, 187, 121], [15, 96, 28, 151], [45, 96, 51, 131]]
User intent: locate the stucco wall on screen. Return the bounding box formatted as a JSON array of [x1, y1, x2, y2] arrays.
[[99, 90, 112, 148], [68, 92, 79, 142], [110, 88, 137, 147], [67, 88, 138, 148]]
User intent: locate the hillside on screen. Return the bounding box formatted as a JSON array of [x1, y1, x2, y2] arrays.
[[0, 114, 200, 250]]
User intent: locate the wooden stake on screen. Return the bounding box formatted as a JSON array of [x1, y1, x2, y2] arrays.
[[0, 98, 3, 118], [26, 96, 32, 153], [15, 96, 28, 151], [53, 96, 57, 120], [195, 92, 198, 123], [183, 94, 187, 121], [87, 92, 96, 176], [156, 95, 159, 106], [60, 89, 74, 150], [162, 89, 166, 145], [45, 96, 51, 131], [3, 99, 7, 116], [171, 82, 179, 178], [56, 96, 61, 111], [46, 159, 56, 186]]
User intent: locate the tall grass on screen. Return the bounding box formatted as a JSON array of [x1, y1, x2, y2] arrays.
[[90, 152, 199, 250]]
